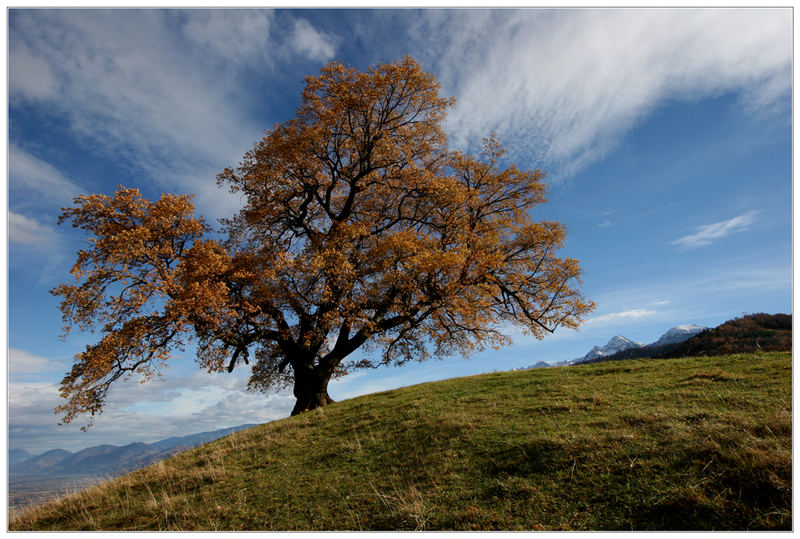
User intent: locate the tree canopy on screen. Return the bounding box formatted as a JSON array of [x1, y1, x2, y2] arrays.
[[52, 56, 594, 424]]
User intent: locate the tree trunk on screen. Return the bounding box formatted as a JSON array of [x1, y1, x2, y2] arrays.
[[290, 367, 335, 415]]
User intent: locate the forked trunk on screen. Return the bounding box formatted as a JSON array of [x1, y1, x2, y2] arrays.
[[291, 367, 335, 415]]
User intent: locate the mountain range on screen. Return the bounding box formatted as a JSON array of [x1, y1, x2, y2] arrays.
[[574, 324, 708, 364], [10, 424, 256, 479], [564, 313, 791, 366], [528, 323, 708, 369]]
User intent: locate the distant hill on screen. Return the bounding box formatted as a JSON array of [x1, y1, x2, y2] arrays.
[[11, 424, 257, 479], [10, 352, 791, 531], [9, 423, 259, 513], [14, 449, 74, 475], [529, 360, 552, 369], [9, 449, 34, 465], [656, 313, 791, 358]]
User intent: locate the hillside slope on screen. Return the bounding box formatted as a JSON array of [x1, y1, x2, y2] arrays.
[[10, 352, 791, 531]]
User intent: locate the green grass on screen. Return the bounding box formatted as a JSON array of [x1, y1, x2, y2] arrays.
[[10, 351, 791, 531]]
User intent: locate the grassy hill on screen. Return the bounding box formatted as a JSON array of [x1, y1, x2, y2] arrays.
[[10, 351, 791, 531]]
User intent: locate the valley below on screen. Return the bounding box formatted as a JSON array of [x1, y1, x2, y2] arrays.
[[9, 475, 104, 517], [8, 424, 256, 515]]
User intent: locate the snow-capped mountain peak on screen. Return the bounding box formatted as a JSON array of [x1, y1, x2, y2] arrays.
[[651, 324, 707, 347], [582, 335, 645, 362]]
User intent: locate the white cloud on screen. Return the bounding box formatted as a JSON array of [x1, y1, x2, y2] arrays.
[[182, 10, 273, 62], [8, 41, 59, 100], [289, 18, 337, 61], [8, 365, 294, 453], [8, 210, 72, 284], [8, 10, 341, 222], [194, 391, 293, 425], [9, 349, 64, 376], [584, 308, 657, 327], [671, 211, 757, 250], [8, 212, 55, 247], [8, 381, 63, 420], [414, 8, 790, 178], [9, 145, 80, 206], [9, 10, 268, 221]]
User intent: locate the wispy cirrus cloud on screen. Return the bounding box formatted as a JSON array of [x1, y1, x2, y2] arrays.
[[583, 308, 657, 327], [8, 212, 56, 248], [411, 8, 790, 178], [9, 145, 80, 207], [9, 349, 64, 377], [8, 40, 59, 100], [8, 9, 339, 221], [671, 211, 757, 250], [10, 10, 256, 217], [8, 210, 72, 283], [181, 9, 274, 63]]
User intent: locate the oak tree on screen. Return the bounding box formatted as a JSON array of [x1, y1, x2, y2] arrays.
[[52, 56, 594, 424]]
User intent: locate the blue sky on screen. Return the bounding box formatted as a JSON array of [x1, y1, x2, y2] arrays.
[[7, 8, 792, 453]]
